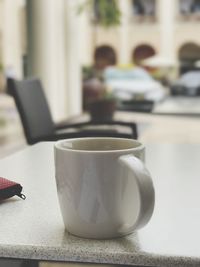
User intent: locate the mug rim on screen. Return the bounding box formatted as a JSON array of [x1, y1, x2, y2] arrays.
[[54, 137, 144, 153]]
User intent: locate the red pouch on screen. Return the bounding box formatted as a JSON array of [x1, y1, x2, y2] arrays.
[[0, 177, 26, 200]]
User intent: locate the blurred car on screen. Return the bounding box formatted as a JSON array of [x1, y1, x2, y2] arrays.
[[104, 66, 166, 102], [171, 71, 200, 96]]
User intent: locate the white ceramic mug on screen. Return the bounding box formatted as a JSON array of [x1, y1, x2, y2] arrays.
[[54, 137, 155, 239]]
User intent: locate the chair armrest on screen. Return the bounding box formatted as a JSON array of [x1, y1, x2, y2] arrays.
[[55, 120, 138, 139]]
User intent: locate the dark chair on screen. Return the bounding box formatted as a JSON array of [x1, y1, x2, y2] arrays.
[[117, 99, 154, 113], [7, 78, 138, 145]]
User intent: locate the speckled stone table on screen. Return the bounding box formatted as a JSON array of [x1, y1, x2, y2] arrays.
[[1, 142, 200, 267]]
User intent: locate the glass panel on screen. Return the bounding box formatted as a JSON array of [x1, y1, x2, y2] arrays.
[[179, 0, 200, 19], [132, 0, 156, 16]]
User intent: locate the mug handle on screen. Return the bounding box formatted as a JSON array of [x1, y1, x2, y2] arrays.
[[118, 154, 155, 234]]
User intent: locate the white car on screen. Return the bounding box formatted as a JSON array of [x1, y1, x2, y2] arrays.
[[104, 66, 166, 102], [171, 71, 200, 96]]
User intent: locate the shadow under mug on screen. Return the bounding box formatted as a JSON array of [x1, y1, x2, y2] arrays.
[[54, 137, 155, 239]]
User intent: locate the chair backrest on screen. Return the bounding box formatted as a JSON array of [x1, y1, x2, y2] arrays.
[[8, 78, 55, 144]]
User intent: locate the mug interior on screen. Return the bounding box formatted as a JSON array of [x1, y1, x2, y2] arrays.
[[56, 138, 142, 152]]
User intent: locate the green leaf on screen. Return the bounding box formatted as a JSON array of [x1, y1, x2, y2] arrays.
[[77, 0, 121, 28]]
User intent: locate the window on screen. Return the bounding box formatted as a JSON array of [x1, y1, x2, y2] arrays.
[[94, 45, 117, 70], [179, 42, 200, 73], [179, 0, 193, 15], [92, 0, 101, 23], [179, 0, 200, 20], [133, 44, 156, 65], [132, 0, 156, 21]]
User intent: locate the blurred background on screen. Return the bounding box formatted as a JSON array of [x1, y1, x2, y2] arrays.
[[1, 0, 200, 157]]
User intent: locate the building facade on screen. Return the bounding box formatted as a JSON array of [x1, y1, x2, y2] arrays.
[[80, 0, 200, 71], [0, 0, 200, 119], [1, 0, 200, 76]]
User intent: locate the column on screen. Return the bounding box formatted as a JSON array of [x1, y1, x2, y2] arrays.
[[159, 0, 176, 58], [65, 0, 82, 117], [118, 0, 131, 65], [78, 0, 93, 66], [2, 0, 24, 78], [26, 0, 82, 121]]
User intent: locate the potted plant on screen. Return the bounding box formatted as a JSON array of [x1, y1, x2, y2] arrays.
[[78, 0, 121, 28], [88, 85, 117, 121]]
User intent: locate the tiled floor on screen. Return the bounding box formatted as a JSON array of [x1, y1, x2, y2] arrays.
[[115, 111, 200, 144], [0, 94, 26, 158]]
